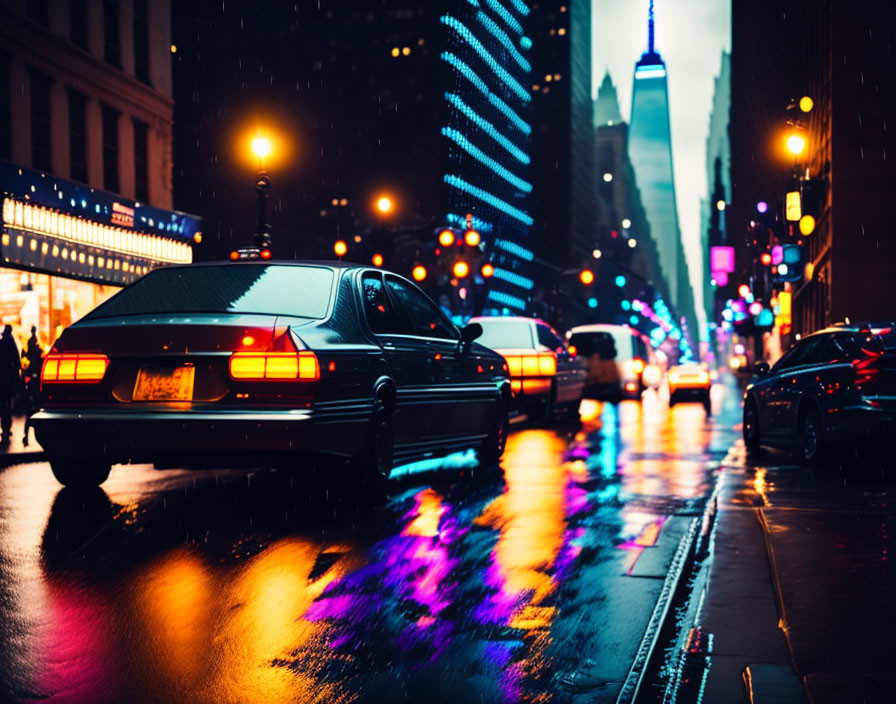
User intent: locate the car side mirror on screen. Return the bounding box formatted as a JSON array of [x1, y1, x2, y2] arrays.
[[754, 361, 770, 376], [459, 322, 482, 353]]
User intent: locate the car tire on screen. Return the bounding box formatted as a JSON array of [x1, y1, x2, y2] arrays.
[[743, 398, 761, 452], [798, 404, 826, 465], [49, 458, 112, 488], [357, 397, 393, 498], [479, 394, 509, 465]]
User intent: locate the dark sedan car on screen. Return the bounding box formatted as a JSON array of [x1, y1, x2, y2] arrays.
[[33, 261, 511, 487], [743, 323, 896, 462]]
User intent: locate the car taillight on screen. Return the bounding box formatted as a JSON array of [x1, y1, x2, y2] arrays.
[[568, 345, 578, 358], [504, 353, 556, 378], [229, 351, 319, 381], [698, 372, 710, 384], [852, 348, 883, 390], [632, 358, 645, 374], [41, 353, 110, 383]]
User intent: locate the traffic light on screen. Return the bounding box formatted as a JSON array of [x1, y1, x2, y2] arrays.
[[453, 260, 469, 278]]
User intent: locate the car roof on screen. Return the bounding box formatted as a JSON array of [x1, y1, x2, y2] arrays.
[[179, 259, 359, 270], [568, 324, 638, 335], [471, 315, 540, 325]]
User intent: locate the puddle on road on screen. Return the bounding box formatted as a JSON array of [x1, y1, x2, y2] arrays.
[[0, 390, 740, 703]]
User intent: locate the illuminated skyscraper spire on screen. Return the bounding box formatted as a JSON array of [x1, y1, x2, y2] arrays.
[[648, 0, 655, 54]]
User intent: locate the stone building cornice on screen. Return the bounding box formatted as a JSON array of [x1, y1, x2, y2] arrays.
[[0, 12, 173, 133]]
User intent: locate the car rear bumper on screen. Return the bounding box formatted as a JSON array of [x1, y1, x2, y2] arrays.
[[670, 386, 711, 400], [582, 382, 623, 401], [32, 407, 370, 467], [831, 404, 896, 441]]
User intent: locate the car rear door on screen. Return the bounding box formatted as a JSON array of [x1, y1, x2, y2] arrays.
[[385, 275, 492, 442], [764, 337, 824, 438], [536, 323, 583, 404], [359, 272, 434, 447]]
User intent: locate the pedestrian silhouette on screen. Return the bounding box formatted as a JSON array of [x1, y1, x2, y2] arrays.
[[0, 325, 22, 444], [22, 326, 43, 446]]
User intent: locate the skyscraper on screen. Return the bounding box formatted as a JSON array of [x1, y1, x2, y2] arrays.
[[594, 71, 622, 127], [628, 0, 696, 352], [528, 0, 596, 270], [701, 52, 731, 334]]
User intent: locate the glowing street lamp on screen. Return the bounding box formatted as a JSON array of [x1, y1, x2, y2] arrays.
[[412, 264, 427, 281], [250, 132, 273, 249], [579, 269, 594, 285], [333, 240, 347, 258], [480, 263, 494, 278], [372, 253, 384, 267], [799, 96, 814, 113], [464, 229, 480, 247], [251, 136, 272, 164], [786, 133, 806, 157], [375, 195, 394, 215], [453, 260, 469, 278]]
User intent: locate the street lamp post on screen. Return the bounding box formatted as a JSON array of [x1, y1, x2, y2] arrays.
[[251, 136, 272, 250]]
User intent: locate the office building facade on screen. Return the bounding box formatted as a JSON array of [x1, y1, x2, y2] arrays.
[[0, 0, 199, 347]]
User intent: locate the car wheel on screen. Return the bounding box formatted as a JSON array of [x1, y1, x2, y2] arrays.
[[479, 394, 509, 465], [49, 458, 112, 488], [743, 398, 761, 452], [799, 405, 825, 465]]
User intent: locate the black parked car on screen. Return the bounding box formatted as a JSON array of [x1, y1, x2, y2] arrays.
[[743, 323, 896, 462], [33, 261, 511, 487]]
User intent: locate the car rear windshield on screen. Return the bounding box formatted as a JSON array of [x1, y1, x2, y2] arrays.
[[475, 319, 534, 349], [85, 264, 335, 320]]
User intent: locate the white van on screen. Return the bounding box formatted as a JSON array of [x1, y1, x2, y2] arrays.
[[566, 324, 653, 401]]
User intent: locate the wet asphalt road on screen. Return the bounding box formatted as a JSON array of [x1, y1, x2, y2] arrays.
[[0, 385, 741, 704]]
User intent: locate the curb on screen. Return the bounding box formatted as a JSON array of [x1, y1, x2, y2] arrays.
[[615, 468, 723, 704], [0, 451, 46, 468]]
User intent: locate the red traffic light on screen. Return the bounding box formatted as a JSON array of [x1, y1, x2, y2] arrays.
[[372, 253, 383, 267]]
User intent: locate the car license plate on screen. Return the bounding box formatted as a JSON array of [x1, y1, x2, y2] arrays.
[[133, 366, 195, 401]]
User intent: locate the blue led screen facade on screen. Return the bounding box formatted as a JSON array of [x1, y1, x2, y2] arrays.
[[440, 0, 534, 312]]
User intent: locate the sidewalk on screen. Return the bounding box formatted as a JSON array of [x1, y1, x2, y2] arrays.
[[0, 414, 45, 467], [693, 444, 896, 703]]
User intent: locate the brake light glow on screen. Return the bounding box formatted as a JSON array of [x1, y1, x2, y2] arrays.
[[229, 351, 319, 381], [42, 353, 109, 383], [503, 353, 557, 378]]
